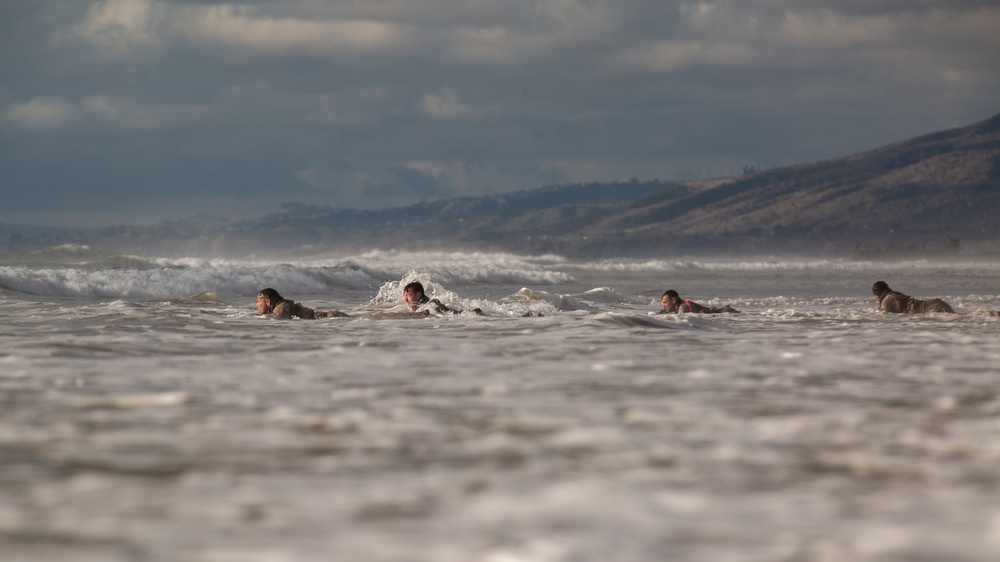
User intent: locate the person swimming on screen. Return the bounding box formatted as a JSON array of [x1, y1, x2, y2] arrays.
[[871, 281, 955, 314], [403, 281, 452, 314], [256, 288, 350, 319], [659, 289, 740, 314], [402, 281, 484, 315]]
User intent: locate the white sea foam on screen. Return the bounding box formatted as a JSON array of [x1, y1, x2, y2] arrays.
[[573, 256, 1000, 273], [0, 250, 575, 300], [1, 249, 998, 562]]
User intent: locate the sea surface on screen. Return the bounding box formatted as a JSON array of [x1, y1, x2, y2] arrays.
[[1, 245, 999, 562]]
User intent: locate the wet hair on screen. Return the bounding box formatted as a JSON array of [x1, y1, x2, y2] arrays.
[[258, 288, 282, 302], [403, 281, 425, 296], [872, 281, 890, 297], [662, 289, 679, 299], [256, 288, 284, 315]]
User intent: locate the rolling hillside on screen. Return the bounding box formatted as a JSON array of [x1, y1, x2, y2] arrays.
[[6, 113, 999, 258], [483, 112, 1000, 256], [597, 113, 1000, 241]]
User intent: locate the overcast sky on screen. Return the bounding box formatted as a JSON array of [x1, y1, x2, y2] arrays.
[[2, 0, 998, 226]]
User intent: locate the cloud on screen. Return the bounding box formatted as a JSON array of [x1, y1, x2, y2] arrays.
[[603, 2, 1000, 78], [3, 96, 210, 132], [608, 41, 750, 73], [169, 5, 412, 55], [80, 95, 211, 130], [71, 0, 164, 57], [448, 26, 546, 63], [4, 98, 79, 130], [419, 89, 498, 120], [69, 0, 413, 58], [3, 0, 998, 226]]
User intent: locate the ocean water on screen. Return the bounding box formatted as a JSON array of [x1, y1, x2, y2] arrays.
[[1, 245, 999, 562]]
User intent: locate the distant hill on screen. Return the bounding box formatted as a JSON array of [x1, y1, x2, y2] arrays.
[[235, 179, 674, 232], [209, 179, 679, 254], [576, 112, 1000, 256], [284, 111, 997, 257], [432, 111, 999, 257], [7, 113, 999, 258]]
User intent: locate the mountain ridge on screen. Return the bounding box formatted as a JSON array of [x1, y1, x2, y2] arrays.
[[5, 112, 999, 258]]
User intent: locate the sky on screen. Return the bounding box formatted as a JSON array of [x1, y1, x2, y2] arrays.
[[2, 0, 998, 227]]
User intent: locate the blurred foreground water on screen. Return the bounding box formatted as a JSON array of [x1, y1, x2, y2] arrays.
[[1, 248, 999, 561]]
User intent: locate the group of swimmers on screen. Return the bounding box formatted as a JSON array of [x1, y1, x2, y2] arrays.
[[256, 281, 482, 319], [256, 280, 990, 319], [658, 281, 980, 315]]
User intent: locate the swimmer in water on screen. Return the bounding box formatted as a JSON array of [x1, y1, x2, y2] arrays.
[[659, 289, 740, 314], [402, 281, 485, 315], [256, 288, 350, 319], [871, 281, 955, 314]]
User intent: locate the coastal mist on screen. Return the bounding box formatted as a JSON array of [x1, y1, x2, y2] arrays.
[[2, 246, 999, 561]]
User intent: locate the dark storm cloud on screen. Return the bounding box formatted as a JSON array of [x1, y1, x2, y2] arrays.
[[1, 0, 998, 226]]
